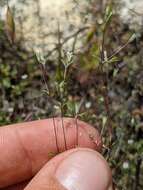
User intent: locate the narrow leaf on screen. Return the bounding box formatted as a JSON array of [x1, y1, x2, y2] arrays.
[[105, 5, 113, 25], [86, 26, 96, 43], [5, 5, 15, 44]]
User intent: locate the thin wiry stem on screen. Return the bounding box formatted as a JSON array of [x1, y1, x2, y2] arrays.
[[100, 34, 135, 141], [46, 27, 89, 58], [73, 98, 84, 147], [52, 117, 60, 153], [56, 23, 68, 151], [75, 115, 79, 146], [100, 27, 113, 142], [70, 100, 78, 147], [39, 63, 49, 93], [71, 104, 79, 147], [38, 61, 60, 153], [105, 34, 135, 63], [60, 105, 68, 150]]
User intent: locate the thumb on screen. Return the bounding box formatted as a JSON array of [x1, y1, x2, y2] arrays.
[[24, 148, 112, 190]]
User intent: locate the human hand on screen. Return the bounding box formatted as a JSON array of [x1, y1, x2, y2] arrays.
[[0, 118, 113, 190]]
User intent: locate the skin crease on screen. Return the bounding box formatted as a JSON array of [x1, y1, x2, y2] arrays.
[[0, 117, 103, 189]]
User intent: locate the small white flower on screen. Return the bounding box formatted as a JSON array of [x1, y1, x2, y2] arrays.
[[21, 74, 28, 80], [123, 161, 129, 169], [8, 107, 14, 113], [128, 139, 134, 145], [85, 102, 91, 109]]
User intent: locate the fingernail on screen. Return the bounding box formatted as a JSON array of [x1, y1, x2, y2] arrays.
[[55, 150, 112, 190]]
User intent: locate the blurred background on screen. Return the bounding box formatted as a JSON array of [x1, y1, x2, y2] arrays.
[[0, 0, 143, 189]]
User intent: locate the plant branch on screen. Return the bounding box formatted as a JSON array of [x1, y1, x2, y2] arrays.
[[100, 27, 113, 142], [46, 26, 89, 57]]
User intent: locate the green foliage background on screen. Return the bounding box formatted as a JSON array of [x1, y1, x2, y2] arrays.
[[0, 0, 143, 189]]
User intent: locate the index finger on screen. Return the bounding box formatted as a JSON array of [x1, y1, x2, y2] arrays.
[[0, 117, 102, 188]]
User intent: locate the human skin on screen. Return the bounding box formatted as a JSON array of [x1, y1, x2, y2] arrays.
[[0, 117, 112, 190]]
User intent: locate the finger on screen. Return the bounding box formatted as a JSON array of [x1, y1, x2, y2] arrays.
[[24, 148, 112, 190], [0, 118, 102, 188]]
